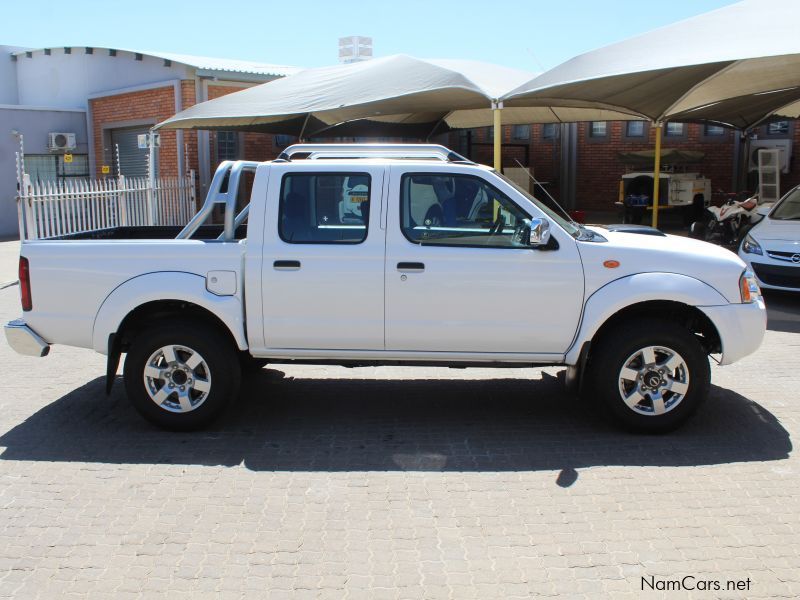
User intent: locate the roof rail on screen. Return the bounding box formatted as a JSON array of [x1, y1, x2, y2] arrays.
[[276, 143, 473, 163]]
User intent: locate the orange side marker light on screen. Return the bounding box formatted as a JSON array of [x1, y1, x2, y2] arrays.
[[603, 260, 620, 269]]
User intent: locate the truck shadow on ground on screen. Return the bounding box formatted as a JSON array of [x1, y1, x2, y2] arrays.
[[0, 369, 791, 480]]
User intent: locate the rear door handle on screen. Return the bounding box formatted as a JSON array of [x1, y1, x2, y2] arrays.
[[397, 262, 425, 272], [274, 260, 301, 270]]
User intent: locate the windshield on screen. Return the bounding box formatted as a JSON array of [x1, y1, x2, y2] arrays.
[[494, 172, 580, 237], [771, 187, 800, 220]]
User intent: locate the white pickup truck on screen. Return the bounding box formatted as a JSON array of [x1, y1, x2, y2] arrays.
[[5, 144, 766, 432]]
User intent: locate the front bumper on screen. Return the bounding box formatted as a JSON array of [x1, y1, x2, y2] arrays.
[[699, 299, 767, 366], [739, 244, 800, 292], [749, 261, 800, 291], [4, 319, 50, 357]]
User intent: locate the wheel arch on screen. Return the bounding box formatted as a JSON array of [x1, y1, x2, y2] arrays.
[[593, 300, 721, 354], [92, 271, 247, 355], [565, 273, 726, 365]]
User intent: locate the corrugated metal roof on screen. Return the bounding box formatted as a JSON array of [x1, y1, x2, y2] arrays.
[[140, 50, 301, 77], [10, 46, 301, 77]]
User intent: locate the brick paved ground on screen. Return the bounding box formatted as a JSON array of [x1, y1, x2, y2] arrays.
[[0, 276, 799, 598], [0, 242, 20, 287]]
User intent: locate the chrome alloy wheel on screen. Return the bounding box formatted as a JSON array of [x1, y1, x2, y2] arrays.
[[143, 345, 212, 413], [617, 345, 690, 416]]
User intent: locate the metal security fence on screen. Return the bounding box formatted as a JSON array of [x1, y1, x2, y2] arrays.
[[16, 171, 197, 240]]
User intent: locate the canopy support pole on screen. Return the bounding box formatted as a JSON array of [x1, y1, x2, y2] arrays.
[[492, 101, 503, 171], [425, 112, 451, 142], [651, 122, 663, 229], [298, 114, 311, 142]]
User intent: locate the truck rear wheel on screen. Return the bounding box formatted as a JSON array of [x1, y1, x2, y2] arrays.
[[587, 318, 709, 432], [123, 319, 241, 430]]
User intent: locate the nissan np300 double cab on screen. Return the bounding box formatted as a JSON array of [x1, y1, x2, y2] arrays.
[[5, 144, 766, 432]]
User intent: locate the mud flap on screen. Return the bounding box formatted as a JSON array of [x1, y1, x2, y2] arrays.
[[565, 341, 591, 397], [105, 333, 122, 395]]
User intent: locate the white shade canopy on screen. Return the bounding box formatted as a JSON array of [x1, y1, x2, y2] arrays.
[[502, 0, 800, 129], [156, 54, 639, 135]]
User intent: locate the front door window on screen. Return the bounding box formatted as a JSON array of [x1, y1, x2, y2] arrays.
[[400, 173, 531, 248]]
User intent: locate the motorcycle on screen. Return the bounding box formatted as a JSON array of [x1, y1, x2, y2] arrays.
[[689, 192, 761, 247]]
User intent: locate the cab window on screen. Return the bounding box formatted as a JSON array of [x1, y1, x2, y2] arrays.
[[279, 173, 370, 243], [400, 173, 531, 248]]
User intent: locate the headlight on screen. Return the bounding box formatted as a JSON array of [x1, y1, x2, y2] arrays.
[[741, 234, 763, 255], [740, 270, 761, 303]]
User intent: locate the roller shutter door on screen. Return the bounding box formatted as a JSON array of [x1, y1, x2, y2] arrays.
[[111, 126, 151, 178]]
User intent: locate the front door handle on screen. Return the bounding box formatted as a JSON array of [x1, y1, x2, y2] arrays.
[[274, 260, 301, 270], [397, 262, 425, 273]]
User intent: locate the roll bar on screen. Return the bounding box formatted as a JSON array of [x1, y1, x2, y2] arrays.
[[176, 160, 260, 242]]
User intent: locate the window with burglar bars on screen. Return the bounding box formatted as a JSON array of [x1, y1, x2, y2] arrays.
[[512, 125, 530, 140], [24, 154, 90, 182], [665, 122, 686, 136], [216, 131, 238, 162], [589, 122, 607, 137], [626, 121, 646, 137]]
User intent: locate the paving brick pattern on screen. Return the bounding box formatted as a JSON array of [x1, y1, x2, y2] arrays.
[[0, 283, 798, 599]]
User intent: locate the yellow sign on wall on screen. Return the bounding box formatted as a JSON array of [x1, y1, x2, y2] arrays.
[[63, 153, 73, 164], [101, 165, 110, 174]]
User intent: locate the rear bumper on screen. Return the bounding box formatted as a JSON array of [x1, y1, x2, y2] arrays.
[[4, 319, 50, 357], [699, 299, 766, 366]]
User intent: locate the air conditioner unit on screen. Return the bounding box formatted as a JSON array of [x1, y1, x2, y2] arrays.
[[48, 132, 77, 152], [748, 139, 792, 173]]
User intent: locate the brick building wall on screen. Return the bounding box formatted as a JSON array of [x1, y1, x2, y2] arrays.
[[89, 84, 183, 177], [180, 80, 198, 177], [90, 80, 284, 195], [452, 121, 747, 212], [572, 121, 737, 212]]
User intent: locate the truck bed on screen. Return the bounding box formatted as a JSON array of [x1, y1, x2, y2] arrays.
[[50, 225, 248, 241], [19, 236, 246, 351]]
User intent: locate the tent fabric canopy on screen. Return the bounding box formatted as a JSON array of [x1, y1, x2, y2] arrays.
[[156, 55, 534, 133], [155, 54, 642, 135], [502, 0, 800, 129]]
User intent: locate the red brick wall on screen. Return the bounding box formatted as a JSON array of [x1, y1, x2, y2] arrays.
[[180, 80, 199, 177], [447, 122, 742, 211], [90, 80, 287, 194], [90, 84, 184, 177], [571, 122, 737, 212]]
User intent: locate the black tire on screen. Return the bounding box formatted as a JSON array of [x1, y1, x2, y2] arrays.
[[692, 194, 706, 223], [688, 221, 706, 240], [123, 319, 241, 431], [586, 318, 710, 433]]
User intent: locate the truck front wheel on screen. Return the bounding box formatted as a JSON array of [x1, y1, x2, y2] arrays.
[[587, 319, 709, 432], [123, 319, 241, 430]]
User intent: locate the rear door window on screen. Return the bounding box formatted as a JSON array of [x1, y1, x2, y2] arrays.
[[279, 173, 371, 244]]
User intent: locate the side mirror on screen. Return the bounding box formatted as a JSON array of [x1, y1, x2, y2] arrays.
[[529, 218, 551, 247]]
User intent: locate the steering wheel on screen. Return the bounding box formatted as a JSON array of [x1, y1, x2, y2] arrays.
[[489, 213, 506, 236], [512, 221, 529, 246]]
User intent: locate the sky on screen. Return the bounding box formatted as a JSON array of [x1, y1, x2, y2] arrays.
[[1, 0, 739, 73]]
